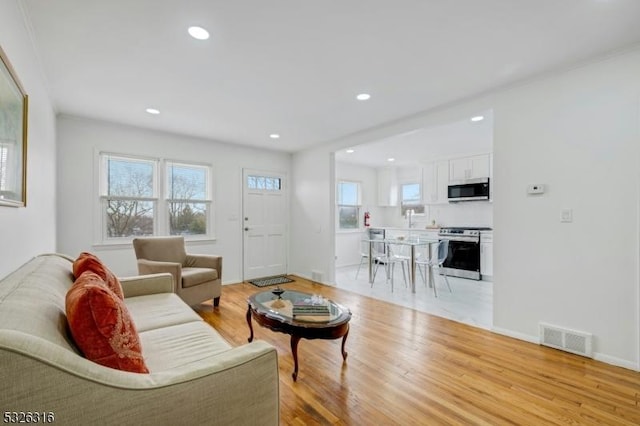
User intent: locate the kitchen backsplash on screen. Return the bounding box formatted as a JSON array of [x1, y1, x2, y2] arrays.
[[380, 202, 493, 229]]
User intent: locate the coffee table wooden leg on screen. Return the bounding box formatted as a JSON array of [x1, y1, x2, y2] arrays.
[[246, 305, 254, 343], [341, 328, 349, 361], [291, 335, 301, 381]]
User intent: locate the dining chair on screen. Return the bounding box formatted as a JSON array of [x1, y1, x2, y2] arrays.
[[355, 239, 369, 279], [378, 241, 410, 292], [416, 239, 451, 297]]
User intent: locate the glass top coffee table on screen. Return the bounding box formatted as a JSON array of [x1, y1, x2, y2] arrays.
[[246, 288, 351, 381]]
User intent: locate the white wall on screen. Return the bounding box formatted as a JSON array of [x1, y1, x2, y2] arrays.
[[290, 150, 335, 283], [56, 116, 291, 283], [290, 48, 640, 369], [0, 0, 57, 279], [492, 50, 640, 368]]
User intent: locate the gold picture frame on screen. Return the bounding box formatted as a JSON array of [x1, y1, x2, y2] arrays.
[[0, 45, 28, 207]]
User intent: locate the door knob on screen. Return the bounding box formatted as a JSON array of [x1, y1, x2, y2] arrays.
[[244, 227, 249, 231]]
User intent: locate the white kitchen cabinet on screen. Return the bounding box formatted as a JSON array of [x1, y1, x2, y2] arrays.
[[377, 167, 398, 206], [449, 154, 490, 181], [480, 232, 493, 278], [423, 160, 449, 204]]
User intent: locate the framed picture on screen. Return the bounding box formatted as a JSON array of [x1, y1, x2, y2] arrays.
[[0, 45, 28, 207]]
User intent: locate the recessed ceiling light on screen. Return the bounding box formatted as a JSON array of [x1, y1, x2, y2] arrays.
[[346, 149, 355, 154], [470, 115, 484, 122], [356, 93, 371, 101], [387, 158, 395, 162], [269, 133, 280, 139], [188, 26, 210, 40], [145, 108, 160, 115]]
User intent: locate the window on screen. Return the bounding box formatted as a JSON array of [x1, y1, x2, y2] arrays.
[[0, 145, 8, 192], [167, 162, 211, 236], [247, 175, 281, 191], [400, 183, 425, 216], [337, 181, 360, 230], [99, 153, 213, 242], [100, 154, 157, 239]]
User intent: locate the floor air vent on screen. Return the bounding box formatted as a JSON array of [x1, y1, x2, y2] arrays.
[[539, 323, 593, 358]]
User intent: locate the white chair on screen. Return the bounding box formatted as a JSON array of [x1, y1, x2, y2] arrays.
[[416, 239, 451, 297], [375, 241, 411, 292], [355, 239, 370, 279]]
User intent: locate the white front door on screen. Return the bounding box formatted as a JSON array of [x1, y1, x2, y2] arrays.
[[242, 169, 288, 280]]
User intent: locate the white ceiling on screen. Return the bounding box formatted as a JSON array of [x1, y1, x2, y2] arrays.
[[335, 110, 493, 167], [21, 0, 640, 153]]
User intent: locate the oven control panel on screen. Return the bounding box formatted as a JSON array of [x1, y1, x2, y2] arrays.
[[439, 228, 482, 237]]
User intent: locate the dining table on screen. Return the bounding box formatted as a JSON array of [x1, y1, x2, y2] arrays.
[[362, 236, 440, 293]]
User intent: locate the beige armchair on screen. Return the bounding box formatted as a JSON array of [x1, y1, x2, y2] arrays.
[[132, 236, 222, 308]]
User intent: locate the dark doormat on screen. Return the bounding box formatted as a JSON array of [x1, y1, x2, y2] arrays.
[[248, 275, 294, 287]]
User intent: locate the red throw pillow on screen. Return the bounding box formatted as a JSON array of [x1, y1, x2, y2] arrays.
[[66, 271, 149, 373], [73, 252, 124, 300]]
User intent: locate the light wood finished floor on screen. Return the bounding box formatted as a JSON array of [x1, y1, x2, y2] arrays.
[[196, 277, 640, 425]]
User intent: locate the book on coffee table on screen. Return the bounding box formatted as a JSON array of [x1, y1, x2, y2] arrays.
[[293, 303, 330, 316]]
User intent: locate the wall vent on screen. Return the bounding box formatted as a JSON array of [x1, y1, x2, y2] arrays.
[[311, 270, 323, 283], [539, 323, 592, 358]]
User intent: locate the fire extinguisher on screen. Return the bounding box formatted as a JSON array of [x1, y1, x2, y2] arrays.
[[364, 211, 370, 227]]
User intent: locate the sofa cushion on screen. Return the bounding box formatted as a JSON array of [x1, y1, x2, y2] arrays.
[[138, 321, 232, 372], [181, 267, 218, 289], [66, 271, 149, 373], [73, 252, 124, 300], [125, 292, 203, 332]]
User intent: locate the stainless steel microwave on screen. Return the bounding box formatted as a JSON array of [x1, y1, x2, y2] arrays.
[[447, 178, 490, 202]]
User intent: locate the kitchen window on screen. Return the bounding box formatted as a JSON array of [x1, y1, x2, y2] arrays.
[[400, 182, 425, 216], [99, 153, 213, 242], [337, 181, 361, 230]]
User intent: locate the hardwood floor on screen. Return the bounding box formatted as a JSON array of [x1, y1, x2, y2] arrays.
[[197, 277, 640, 425]]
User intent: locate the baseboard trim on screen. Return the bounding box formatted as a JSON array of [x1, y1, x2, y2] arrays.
[[289, 272, 334, 286], [592, 353, 639, 372], [492, 327, 639, 372], [491, 326, 539, 345]]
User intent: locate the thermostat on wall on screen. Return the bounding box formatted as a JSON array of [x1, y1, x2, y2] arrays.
[[527, 184, 545, 194]]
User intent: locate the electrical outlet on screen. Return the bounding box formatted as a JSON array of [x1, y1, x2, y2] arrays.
[[561, 208, 573, 223]]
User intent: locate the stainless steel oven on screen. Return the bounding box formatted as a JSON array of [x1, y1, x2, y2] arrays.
[[438, 227, 490, 280]]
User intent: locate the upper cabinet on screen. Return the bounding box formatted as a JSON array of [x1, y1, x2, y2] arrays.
[[423, 160, 449, 205], [449, 154, 490, 181], [377, 167, 398, 206]]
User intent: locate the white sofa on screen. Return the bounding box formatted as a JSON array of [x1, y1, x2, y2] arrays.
[[0, 254, 279, 425]]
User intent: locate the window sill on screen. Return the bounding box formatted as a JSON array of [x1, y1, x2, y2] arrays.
[[336, 229, 365, 234], [93, 236, 217, 250]]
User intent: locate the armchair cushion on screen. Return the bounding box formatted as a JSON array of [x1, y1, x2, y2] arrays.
[[66, 271, 149, 374], [182, 268, 218, 289], [73, 252, 124, 300]]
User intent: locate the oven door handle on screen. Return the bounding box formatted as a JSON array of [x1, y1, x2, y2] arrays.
[[438, 235, 480, 243]]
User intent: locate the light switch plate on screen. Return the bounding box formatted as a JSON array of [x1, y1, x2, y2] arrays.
[[561, 208, 573, 223]]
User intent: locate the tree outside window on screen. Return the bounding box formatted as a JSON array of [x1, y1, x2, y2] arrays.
[[101, 154, 156, 238], [337, 181, 361, 229], [99, 153, 213, 242], [167, 162, 210, 236]]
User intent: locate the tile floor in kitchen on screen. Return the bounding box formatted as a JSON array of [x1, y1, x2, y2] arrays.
[[334, 263, 493, 329]]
